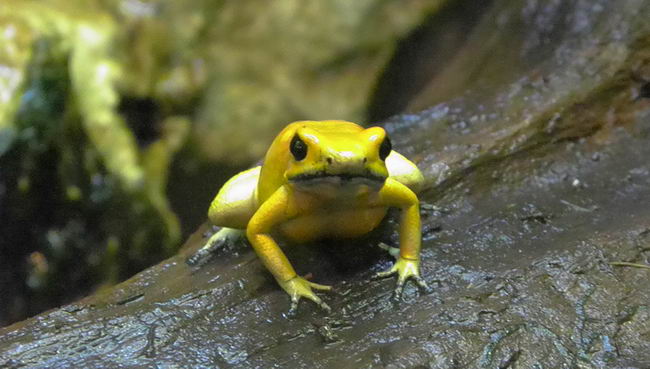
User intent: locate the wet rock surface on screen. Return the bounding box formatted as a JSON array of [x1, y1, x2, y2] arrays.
[[5, 112, 650, 368], [4, 107, 650, 369], [2, 0, 650, 368]]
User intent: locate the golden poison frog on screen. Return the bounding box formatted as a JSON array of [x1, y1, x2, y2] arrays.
[[192, 120, 427, 313]]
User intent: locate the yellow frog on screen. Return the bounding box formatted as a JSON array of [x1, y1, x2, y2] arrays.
[[193, 120, 427, 313]]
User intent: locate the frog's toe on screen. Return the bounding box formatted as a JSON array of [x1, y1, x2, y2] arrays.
[[308, 281, 333, 291], [376, 257, 429, 298], [296, 285, 331, 312], [287, 296, 330, 316], [305, 281, 332, 312], [393, 272, 408, 297], [412, 274, 429, 291], [308, 295, 332, 313], [280, 277, 332, 315], [393, 273, 429, 299], [288, 298, 299, 317], [373, 265, 398, 280]]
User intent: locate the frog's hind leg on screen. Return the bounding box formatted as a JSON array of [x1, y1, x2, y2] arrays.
[[208, 166, 261, 228], [187, 166, 261, 266], [187, 227, 245, 266]]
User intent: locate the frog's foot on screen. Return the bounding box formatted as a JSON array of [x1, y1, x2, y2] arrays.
[[375, 257, 429, 298], [202, 225, 220, 238], [278, 276, 332, 315], [186, 227, 243, 267]]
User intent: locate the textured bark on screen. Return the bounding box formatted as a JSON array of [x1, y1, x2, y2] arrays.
[[2, 0, 650, 368]]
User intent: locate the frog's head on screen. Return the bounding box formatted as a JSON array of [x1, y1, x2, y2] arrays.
[[283, 121, 391, 190]]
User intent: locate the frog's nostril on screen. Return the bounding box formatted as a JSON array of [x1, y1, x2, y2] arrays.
[[326, 157, 333, 165]]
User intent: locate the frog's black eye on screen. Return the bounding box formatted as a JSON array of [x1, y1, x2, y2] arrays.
[[290, 135, 308, 161], [379, 136, 392, 161]]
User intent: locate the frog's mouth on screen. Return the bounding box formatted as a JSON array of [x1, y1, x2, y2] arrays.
[[288, 171, 386, 187]]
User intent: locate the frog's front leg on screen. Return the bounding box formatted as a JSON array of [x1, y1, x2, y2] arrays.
[[247, 186, 332, 314], [375, 178, 428, 297]]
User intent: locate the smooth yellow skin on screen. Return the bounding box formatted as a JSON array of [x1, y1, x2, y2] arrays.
[[205, 120, 425, 312]]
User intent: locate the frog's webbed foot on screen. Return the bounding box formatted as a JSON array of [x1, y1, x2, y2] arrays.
[[278, 276, 332, 316], [375, 256, 429, 298], [186, 227, 243, 267]]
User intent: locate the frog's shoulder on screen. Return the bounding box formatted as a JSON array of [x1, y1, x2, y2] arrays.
[[386, 151, 424, 194]]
